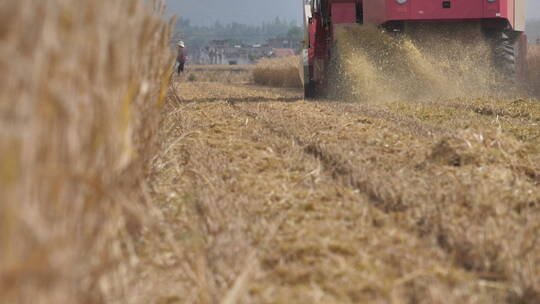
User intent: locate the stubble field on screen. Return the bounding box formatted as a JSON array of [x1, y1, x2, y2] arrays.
[[134, 62, 540, 303]]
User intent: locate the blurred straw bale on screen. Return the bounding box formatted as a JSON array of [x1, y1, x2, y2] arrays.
[[0, 0, 172, 302]]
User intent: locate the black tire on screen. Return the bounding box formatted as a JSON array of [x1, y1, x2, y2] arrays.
[[304, 81, 317, 99], [485, 29, 518, 77]]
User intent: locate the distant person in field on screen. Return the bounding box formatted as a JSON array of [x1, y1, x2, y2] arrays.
[[537, 38, 540, 46], [177, 41, 186, 74], [209, 48, 216, 65]]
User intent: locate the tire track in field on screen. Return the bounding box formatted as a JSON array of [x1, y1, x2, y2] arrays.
[[230, 101, 390, 210], [313, 102, 453, 138], [415, 98, 540, 122], [231, 101, 429, 213], [170, 81, 540, 303], [173, 96, 299, 104], [233, 100, 540, 301], [149, 100, 485, 304]]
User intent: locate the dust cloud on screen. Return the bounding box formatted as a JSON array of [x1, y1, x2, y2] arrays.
[[330, 24, 523, 103]]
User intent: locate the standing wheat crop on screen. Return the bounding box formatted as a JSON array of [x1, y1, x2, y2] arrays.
[[253, 56, 303, 88]]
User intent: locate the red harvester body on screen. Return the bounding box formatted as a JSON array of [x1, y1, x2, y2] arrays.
[[302, 0, 528, 98]]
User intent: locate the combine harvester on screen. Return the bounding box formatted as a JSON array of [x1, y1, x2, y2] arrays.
[[302, 0, 527, 98]]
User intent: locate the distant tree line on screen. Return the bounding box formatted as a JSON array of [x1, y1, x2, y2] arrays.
[[174, 18, 304, 49]]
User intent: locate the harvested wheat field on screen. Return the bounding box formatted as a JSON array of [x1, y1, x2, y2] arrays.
[[129, 57, 540, 303], [3, 1, 540, 302]]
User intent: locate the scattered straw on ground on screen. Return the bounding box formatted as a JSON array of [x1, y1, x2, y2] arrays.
[[173, 82, 301, 103], [183, 65, 253, 83], [131, 70, 540, 303]]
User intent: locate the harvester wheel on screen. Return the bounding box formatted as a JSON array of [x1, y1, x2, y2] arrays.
[[304, 81, 317, 99], [486, 29, 517, 77]]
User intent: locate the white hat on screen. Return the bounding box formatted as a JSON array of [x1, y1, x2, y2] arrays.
[[178, 41, 185, 48]]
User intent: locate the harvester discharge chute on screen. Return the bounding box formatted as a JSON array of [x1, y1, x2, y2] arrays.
[[302, 0, 528, 99]]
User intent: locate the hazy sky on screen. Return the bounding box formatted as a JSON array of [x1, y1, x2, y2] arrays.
[[166, 0, 539, 25], [528, 0, 540, 20], [166, 0, 303, 25]]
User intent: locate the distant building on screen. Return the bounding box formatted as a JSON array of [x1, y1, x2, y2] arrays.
[[272, 48, 296, 58], [209, 39, 234, 49], [267, 38, 301, 50], [190, 37, 300, 65], [221, 48, 250, 65], [197, 39, 274, 65]]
